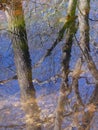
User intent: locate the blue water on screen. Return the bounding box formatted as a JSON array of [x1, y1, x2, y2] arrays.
[[0, 1, 98, 129]]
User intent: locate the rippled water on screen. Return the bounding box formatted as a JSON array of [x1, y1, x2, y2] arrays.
[[0, 0, 98, 130]]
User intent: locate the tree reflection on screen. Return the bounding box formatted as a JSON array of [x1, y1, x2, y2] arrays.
[[54, 0, 77, 129], [0, 0, 98, 130], [54, 0, 98, 129], [0, 0, 41, 130]]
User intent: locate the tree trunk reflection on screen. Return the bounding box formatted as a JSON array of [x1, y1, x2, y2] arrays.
[[78, 0, 98, 129], [3, 1, 41, 129], [54, 0, 77, 130]]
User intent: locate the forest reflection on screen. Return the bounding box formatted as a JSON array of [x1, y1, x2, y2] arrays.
[[0, 0, 98, 130]]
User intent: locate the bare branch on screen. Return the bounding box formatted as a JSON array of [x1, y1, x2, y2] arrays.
[[77, 3, 98, 22], [0, 74, 61, 85], [0, 75, 17, 85], [72, 57, 84, 106], [74, 34, 98, 83], [34, 15, 78, 68]]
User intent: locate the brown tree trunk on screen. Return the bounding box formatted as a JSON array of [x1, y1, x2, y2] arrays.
[[78, 0, 98, 129], [4, 1, 41, 130], [54, 0, 77, 130], [72, 57, 84, 106], [78, 0, 98, 82]]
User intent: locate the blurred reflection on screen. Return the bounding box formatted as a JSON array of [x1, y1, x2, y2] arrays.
[[0, 0, 41, 130]]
